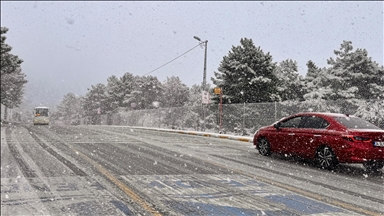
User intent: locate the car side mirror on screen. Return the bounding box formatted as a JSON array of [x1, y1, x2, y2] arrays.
[[274, 122, 281, 130]]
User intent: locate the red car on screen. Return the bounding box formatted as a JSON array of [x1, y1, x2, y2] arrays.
[[253, 112, 384, 171]]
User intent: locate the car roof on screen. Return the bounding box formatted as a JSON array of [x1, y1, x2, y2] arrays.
[[293, 112, 352, 118]]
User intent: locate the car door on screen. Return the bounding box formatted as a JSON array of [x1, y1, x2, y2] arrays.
[[269, 116, 303, 154], [295, 116, 330, 158]]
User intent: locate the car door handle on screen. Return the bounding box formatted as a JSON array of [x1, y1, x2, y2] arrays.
[[288, 133, 295, 136], [314, 135, 322, 137]]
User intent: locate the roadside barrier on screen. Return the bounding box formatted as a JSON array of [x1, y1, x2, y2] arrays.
[[111, 126, 254, 143]]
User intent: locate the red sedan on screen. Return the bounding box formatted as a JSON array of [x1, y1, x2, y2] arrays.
[[253, 112, 384, 171]]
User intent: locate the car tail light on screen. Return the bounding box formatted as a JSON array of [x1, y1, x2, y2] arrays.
[[342, 135, 372, 142]]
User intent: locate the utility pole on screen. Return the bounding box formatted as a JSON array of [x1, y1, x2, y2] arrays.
[[194, 36, 208, 131], [193, 36, 208, 90]]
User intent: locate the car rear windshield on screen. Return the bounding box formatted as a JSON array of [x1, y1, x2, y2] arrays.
[[333, 117, 381, 129]]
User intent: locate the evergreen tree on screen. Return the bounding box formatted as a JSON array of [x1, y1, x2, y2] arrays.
[[182, 83, 215, 130], [83, 83, 108, 123], [1, 27, 28, 108], [106, 75, 122, 113], [212, 38, 278, 104], [56, 93, 83, 121], [187, 84, 201, 106], [301, 41, 384, 115], [305, 60, 320, 83], [355, 100, 384, 129], [302, 61, 333, 100], [326, 41, 383, 100], [303, 41, 384, 102], [119, 72, 136, 108], [274, 59, 305, 101], [162, 76, 189, 108], [125, 75, 164, 109], [301, 65, 341, 113]]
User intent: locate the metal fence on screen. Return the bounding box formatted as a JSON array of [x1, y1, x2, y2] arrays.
[[78, 99, 384, 134]]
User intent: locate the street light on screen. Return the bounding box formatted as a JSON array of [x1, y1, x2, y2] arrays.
[[194, 36, 208, 131], [193, 36, 201, 41]]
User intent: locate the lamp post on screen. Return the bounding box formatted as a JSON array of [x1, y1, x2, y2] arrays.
[[193, 36, 208, 91], [194, 36, 208, 131]]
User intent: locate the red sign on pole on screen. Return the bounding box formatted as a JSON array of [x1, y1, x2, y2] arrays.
[[219, 89, 223, 132], [214, 87, 223, 132]]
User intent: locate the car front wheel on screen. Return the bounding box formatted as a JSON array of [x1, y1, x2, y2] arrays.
[[257, 138, 271, 156], [315, 146, 338, 170]]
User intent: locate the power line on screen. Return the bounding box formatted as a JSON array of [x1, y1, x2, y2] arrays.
[[142, 43, 203, 77]]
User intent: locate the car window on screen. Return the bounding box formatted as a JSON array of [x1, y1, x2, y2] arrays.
[[334, 117, 381, 129], [280, 116, 302, 128], [35, 108, 49, 117], [301, 116, 329, 129]]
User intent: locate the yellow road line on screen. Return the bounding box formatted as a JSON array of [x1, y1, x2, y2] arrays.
[[71, 147, 162, 216], [237, 138, 251, 142]]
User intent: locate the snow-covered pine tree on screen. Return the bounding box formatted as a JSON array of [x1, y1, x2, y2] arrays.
[[274, 59, 305, 101], [1, 27, 28, 112], [162, 76, 189, 108], [212, 38, 279, 104]]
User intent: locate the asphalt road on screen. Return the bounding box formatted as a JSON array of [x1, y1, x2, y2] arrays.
[[1, 124, 383, 216]]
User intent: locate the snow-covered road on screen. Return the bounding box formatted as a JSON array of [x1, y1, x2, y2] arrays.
[[1, 124, 383, 215]]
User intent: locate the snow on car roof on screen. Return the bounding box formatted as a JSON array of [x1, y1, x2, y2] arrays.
[[296, 112, 353, 117]]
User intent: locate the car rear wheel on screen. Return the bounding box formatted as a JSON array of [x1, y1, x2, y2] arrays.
[[257, 138, 271, 156], [363, 161, 384, 173], [315, 146, 338, 170]]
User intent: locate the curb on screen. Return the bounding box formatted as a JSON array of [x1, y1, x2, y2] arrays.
[[113, 126, 254, 143]]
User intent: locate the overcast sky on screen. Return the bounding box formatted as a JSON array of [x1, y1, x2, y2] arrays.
[[1, 1, 383, 107]]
